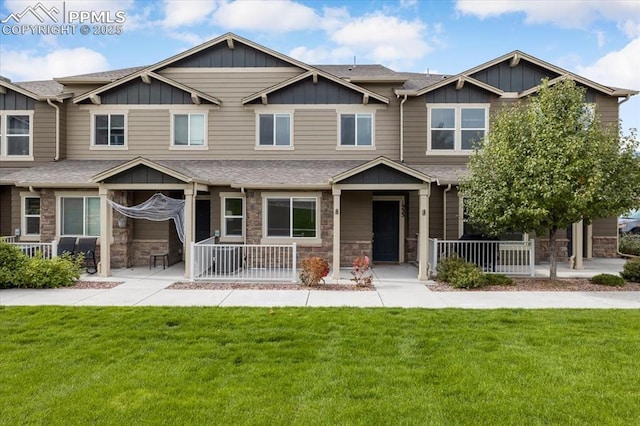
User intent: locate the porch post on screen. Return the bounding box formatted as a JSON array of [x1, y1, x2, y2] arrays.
[[418, 186, 430, 280], [332, 187, 341, 281], [183, 186, 194, 279], [99, 186, 111, 277], [586, 223, 593, 259], [573, 220, 583, 269]]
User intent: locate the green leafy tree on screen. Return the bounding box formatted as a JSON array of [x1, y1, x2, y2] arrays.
[[460, 79, 640, 280]]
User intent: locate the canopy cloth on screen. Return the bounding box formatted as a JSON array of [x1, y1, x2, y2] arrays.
[[108, 193, 185, 243]]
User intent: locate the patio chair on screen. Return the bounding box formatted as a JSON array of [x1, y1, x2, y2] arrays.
[[76, 237, 98, 274], [57, 237, 77, 256]]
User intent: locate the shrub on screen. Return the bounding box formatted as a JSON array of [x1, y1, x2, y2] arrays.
[[351, 255, 373, 287], [299, 256, 330, 287], [619, 235, 640, 256], [16, 253, 84, 289], [591, 273, 625, 287], [620, 259, 640, 283], [0, 242, 28, 288], [482, 274, 514, 286], [437, 256, 486, 289]]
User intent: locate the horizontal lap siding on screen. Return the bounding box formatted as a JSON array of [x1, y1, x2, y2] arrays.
[[403, 96, 427, 163], [592, 217, 617, 237], [341, 192, 372, 240], [1, 101, 56, 167]]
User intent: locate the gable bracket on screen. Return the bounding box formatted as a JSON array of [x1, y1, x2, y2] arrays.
[[89, 94, 101, 105], [261, 94, 268, 105], [0, 86, 5, 94], [190, 92, 201, 105], [141, 73, 152, 84], [312, 72, 318, 84], [363, 93, 369, 105], [510, 53, 520, 68], [456, 76, 465, 90], [226, 36, 234, 49]]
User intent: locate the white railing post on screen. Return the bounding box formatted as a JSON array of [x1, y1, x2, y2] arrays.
[[529, 239, 536, 277], [51, 240, 58, 258], [291, 243, 297, 283], [190, 242, 196, 281]]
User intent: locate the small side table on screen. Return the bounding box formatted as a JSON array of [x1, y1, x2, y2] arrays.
[[149, 253, 169, 269]]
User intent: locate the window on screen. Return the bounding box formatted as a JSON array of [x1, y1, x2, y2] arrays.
[[173, 113, 205, 146], [0, 112, 33, 158], [428, 105, 488, 152], [258, 113, 291, 146], [266, 197, 317, 238], [22, 196, 40, 236], [580, 103, 596, 129], [340, 113, 372, 146], [94, 114, 125, 146], [61, 196, 100, 236], [223, 197, 243, 237]]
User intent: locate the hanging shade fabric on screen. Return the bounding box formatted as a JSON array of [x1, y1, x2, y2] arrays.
[[108, 193, 186, 243]]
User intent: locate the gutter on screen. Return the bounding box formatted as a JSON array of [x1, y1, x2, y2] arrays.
[[618, 94, 633, 105], [399, 94, 407, 162], [46, 98, 60, 161]]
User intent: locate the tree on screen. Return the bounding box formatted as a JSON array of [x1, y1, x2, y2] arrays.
[[460, 79, 640, 280]]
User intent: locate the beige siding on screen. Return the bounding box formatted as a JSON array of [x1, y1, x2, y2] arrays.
[[341, 191, 372, 240], [132, 191, 169, 239], [592, 217, 617, 237], [403, 96, 427, 163], [595, 94, 618, 128], [1, 101, 56, 167]]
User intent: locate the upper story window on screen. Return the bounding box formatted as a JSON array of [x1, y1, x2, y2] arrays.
[[428, 105, 488, 153], [0, 112, 33, 159], [92, 113, 126, 147], [173, 113, 206, 147], [258, 113, 291, 147], [339, 113, 373, 147]]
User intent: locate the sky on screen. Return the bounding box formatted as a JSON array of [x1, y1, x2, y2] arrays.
[[0, 0, 639, 133]]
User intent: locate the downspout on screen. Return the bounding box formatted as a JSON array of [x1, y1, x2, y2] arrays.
[[46, 98, 60, 161], [443, 184, 452, 240], [399, 94, 408, 162]]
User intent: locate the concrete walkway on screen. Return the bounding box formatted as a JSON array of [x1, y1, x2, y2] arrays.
[[1, 259, 638, 309]]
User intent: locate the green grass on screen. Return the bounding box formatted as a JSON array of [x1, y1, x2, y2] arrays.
[[2, 307, 640, 425]]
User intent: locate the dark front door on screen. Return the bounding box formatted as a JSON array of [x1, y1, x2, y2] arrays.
[[373, 200, 400, 262], [195, 200, 211, 243]]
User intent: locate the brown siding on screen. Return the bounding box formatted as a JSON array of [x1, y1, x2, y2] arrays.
[[341, 191, 372, 240], [132, 191, 169, 239], [595, 94, 618, 128], [0, 186, 12, 236], [592, 217, 617, 237], [446, 189, 460, 239]]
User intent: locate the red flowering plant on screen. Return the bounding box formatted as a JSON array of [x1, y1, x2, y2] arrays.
[[300, 256, 330, 286], [351, 255, 373, 287]]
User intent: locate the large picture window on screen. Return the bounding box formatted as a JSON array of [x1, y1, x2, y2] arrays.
[[61, 196, 100, 236], [94, 114, 125, 146], [173, 113, 205, 146], [266, 197, 317, 238], [0, 112, 33, 158], [428, 105, 488, 152], [258, 113, 291, 146], [339, 113, 372, 146]]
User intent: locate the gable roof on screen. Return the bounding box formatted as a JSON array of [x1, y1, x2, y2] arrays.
[[331, 157, 433, 184], [410, 74, 504, 97], [92, 157, 206, 184], [242, 69, 389, 105], [73, 71, 221, 105], [1, 77, 49, 100]]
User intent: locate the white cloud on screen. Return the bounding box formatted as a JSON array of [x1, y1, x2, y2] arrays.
[[0, 47, 109, 80], [211, 0, 321, 32], [330, 13, 432, 63], [575, 38, 640, 90], [289, 45, 353, 65], [455, 0, 640, 32], [161, 0, 218, 29]]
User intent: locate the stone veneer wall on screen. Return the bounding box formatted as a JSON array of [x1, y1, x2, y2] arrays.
[[340, 241, 372, 267], [130, 240, 170, 267], [535, 238, 570, 263], [405, 237, 417, 263], [39, 188, 56, 243], [592, 236, 618, 258], [110, 190, 133, 268], [245, 190, 334, 269]]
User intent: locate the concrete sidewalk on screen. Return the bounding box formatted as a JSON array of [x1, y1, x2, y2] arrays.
[[2, 259, 638, 309]]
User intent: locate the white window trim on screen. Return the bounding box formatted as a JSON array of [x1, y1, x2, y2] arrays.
[[55, 191, 101, 239], [255, 111, 294, 150], [261, 191, 322, 245], [219, 192, 245, 243], [0, 111, 34, 161], [426, 104, 489, 155], [90, 111, 128, 150], [170, 111, 209, 150], [337, 112, 376, 150], [20, 192, 40, 241]]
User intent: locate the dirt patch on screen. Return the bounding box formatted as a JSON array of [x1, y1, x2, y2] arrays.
[[430, 277, 640, 292], [67, 281, 123, 289], [168, 282, 375, 291]]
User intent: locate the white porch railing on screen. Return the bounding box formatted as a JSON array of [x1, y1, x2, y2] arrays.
[[190, 240, 297, 282], [0, 235, 16, 243], [429, 238, 535, 276], [3, 240, 58, 260]]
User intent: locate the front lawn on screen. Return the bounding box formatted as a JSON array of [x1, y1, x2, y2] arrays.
[[2, 307, 640, 425]]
